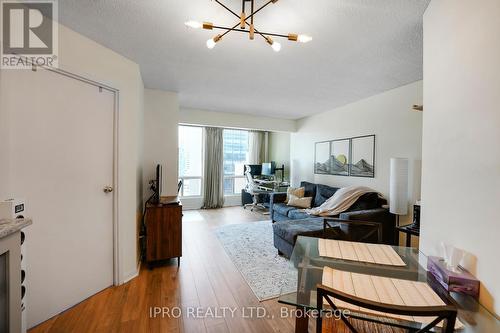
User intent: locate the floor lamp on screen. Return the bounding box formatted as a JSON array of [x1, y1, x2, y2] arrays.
[[390, 158, 409, 228]]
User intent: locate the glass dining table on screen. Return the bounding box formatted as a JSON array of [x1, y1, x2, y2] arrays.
[[278, 236, 500, 333]]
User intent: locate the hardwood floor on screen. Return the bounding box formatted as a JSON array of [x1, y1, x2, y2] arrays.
[[29, 207, 300, 333]]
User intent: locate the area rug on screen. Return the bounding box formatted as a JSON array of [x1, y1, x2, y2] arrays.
[[215, 220, 297, 301]]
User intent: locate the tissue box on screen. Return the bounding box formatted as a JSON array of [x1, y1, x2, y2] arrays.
[[427, 256, 480, 298]]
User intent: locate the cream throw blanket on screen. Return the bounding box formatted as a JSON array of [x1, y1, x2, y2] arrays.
[[306, 186, 378, 217]]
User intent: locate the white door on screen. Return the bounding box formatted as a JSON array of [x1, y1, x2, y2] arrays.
[[3, 68, 115, 327]]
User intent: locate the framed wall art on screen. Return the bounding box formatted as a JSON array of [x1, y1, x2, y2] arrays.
[[350, 135, 375, 178], [330, 139, 350, 176], [314, 141, 331, 174], [313, 135, 375, 178]]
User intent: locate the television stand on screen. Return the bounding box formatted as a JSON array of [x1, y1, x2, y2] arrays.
[[145, 196, 182, 267]]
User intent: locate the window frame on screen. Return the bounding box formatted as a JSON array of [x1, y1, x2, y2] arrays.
[[178, 125, 204, 198], [222, 128, 250, 196], [223, 174, 247, 196], [178, 125, 251, 198]]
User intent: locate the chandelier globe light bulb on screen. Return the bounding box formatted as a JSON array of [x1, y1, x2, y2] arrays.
[[185, 20, 202, 29], [206, 38, 217, 49], [271, 41, 282, 52], [297, 34, 312, 43]]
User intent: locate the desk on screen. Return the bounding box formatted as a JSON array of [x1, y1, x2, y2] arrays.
[[253, 179, 290, 191], [241, 183, 289, 207]]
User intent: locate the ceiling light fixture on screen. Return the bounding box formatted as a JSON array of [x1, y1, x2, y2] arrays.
[[265, 36, 281, 52], [185, 0, 312, 52], [184, 20, 203, 29], [206, 34, 222, 49]]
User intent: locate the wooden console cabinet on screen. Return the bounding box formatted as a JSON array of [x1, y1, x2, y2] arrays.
[[145, 196, 182, 266]]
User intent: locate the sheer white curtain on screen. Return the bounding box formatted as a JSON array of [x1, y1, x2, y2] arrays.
[[248, 131, 268, 164]]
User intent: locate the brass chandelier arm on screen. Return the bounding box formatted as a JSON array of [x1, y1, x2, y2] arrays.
[[214, 0, 275, 26], [250, 0, 254, 25], [213, 0, 276, 42], [219, 22, 243, 39], [212, 25, 289, 39]]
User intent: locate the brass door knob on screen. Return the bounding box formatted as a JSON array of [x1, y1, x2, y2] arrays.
[[103, 186, 114, 193]]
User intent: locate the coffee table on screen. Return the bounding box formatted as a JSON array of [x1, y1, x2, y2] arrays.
[[278, 236, 499, 333]]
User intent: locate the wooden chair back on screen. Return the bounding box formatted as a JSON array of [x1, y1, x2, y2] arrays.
[[316, 284, 457, 333]]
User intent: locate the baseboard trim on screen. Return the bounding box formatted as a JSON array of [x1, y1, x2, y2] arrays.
[[122, 261, 140, 285], [181, 194, 242, 210]]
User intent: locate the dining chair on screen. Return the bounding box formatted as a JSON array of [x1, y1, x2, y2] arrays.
[[316, 284, 457, 333]]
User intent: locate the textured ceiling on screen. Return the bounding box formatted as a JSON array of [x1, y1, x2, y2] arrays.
[[58, 0, 430, 119]]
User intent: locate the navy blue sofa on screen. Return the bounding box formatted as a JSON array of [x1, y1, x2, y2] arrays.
[[270, 181, 396, 257]]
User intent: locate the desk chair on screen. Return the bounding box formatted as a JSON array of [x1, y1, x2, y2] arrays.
[[243, 168, 273, 212]]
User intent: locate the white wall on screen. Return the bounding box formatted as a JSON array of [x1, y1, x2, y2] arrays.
[[136, 83, 144, 274], [137, 84, 144, 246], [143, 89, 179, 199], [180, 107, 296, 132], [0, 69, 10, 198], [291, 81, 423, 225], [269, 132, 291, 180], [0, 23, 144, 326], [421, 0, 500, 315]]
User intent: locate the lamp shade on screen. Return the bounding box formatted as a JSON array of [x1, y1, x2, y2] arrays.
[[389, 158, 408, 215]]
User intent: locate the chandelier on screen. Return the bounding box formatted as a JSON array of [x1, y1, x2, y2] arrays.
[[185, 0, 312, 52]]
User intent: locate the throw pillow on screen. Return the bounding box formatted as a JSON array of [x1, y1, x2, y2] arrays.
[[287, 194, 313, 209], [286, 187, 305, 203]]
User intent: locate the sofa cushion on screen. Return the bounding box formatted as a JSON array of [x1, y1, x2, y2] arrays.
[[273, 212, 291, 223], [314, 184, 339, 207], [287, 195, 313, 209], [273, 203, 296, 217], [288, 209, 312, 220], [272, 218, 323, 244], [348, 192, 379, 211], [286, 187, 305, 203], [300, 181, 317, 199]]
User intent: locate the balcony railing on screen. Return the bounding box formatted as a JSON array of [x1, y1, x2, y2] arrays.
[[178, 176, 203, 197]]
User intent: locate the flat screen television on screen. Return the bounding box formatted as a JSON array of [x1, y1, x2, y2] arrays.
[[151, 164, 162, 204]]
